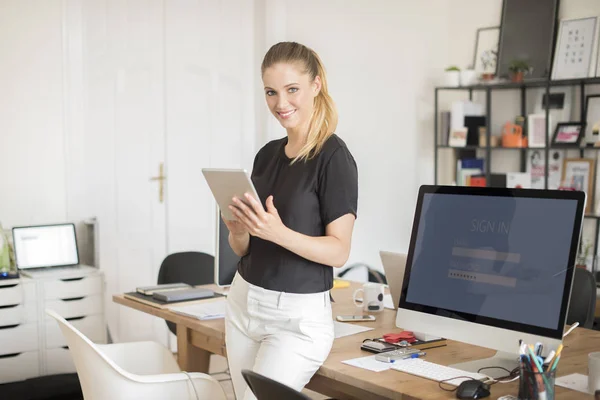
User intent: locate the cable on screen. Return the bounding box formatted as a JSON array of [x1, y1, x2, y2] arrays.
[[182, 371, 200, 400], [563, 322, 579, 338]]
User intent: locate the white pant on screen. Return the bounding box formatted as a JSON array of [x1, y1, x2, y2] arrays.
[[225, 272, 334, 400]]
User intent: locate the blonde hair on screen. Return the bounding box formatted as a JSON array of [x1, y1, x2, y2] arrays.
[[261, 42, 338, 163]]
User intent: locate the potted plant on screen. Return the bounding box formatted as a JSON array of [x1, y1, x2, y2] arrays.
[[508, 59, 531, 83], [576, 239, 593, 269], [444, 66, 461, 87], [480, 50, 497, 81], [460, 65, 477, 86]]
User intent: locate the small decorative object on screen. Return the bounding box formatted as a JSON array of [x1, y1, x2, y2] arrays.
[[443, 66, 461, 87], [551, 122, 585, 147], [552, 16, 600, 80], [562, 158, 596, 214], [527, 113, 552, 148], [508, 59, 531, 82], [501, 122, 527, 148], [534, 89, 573, 138], [449, 127, 468, 147], [585, 95, 600, 145], [473, 26, 500, 81]]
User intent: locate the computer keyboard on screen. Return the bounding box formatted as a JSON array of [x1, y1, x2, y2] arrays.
[[390, 359, 489, 386]]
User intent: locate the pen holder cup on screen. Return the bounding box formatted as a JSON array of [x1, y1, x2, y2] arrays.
[[518, 368, 556, 400]]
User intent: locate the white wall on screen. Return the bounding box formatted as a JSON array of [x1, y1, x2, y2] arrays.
[[0, 1, 68, 227]]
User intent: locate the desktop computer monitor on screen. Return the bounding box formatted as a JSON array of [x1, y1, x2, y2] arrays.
[[396, 185, 585, 377], [214, 207, 240, 287]]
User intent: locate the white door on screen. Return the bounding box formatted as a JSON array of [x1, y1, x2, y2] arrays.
[[165, 0, 255, 258], [83, 0, 168, 346], [164, 0, 256, 348]]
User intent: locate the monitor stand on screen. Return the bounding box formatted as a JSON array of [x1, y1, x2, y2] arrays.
[[450, 351, 520, 379]]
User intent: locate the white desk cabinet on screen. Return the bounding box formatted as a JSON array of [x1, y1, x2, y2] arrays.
[[0, 269, 106, 384]]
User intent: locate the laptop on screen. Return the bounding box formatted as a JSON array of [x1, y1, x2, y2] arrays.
[[12, 223, 95, 277], [379, 250, 407, 310]]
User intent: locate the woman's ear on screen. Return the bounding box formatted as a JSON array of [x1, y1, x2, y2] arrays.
[[313, 76, 322, 96]]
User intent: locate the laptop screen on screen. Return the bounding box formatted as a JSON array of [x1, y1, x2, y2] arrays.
[[13, 224, 79, 269]]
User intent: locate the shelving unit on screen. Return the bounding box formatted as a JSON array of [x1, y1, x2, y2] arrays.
[[434, 76, 600, 256]]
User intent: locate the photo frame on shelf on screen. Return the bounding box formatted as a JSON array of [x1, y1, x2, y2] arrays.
[[562, 158, 595, 214], [527, 113, 552, 148], [584, 95, 600, 145], [551, 16, 600, 80], [448, 128, 468, 147], [527, 149, 564, 190], [551, 122, 585, 147], [473, 26, 500, 78]]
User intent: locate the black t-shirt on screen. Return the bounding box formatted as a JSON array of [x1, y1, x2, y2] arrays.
[[238, 134, 358, 293]]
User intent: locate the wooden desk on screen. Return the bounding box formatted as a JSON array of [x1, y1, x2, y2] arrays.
[[114, 283, 600, 400]]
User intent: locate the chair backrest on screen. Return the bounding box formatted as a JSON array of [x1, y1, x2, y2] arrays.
[[241, 369, 312, 400], [567, 267, 597, 329], [45, 309, 148, 399], [158, 251, 215, 334], [45, 309, 223, 400]]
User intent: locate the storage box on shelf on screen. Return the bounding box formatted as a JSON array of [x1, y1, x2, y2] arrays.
[[0, 269, 106, 383]]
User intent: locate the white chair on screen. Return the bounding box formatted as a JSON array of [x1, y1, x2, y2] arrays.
[[45, 309, 227, 400]]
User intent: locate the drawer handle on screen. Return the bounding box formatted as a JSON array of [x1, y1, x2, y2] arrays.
[[0, 284, 18, 289], [60, 277, 84, 282], [62, 346, 69, 350], [0, 324, 19, 330], [0, 352, 21, 359], [61, 297, 85, 302], [0, 304, 19, 310], [66, 316, 85, 322]]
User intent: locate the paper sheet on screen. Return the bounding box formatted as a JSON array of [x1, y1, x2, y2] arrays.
[[341, 355, 392, 372], [333, 321, 374, 339], [168, 299, 227, 320], [555, 373, 591, 394], [383, 294, 395, 310]]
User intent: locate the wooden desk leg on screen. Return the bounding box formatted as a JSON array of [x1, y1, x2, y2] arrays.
[[176, 324, 211, 373]]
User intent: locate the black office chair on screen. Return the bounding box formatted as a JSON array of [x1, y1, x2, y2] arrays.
[[157, 251, 215, 335], [338, 262, 386, 284], [567, 267, 597, 329], [241, 370, 338, 400]]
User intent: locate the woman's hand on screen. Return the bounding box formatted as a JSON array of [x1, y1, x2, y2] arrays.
[[230, 193, 287, 244], [221, 213, 248, 237]]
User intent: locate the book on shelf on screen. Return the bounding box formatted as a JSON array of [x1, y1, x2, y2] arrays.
[[440, 111, 450, 145], [456, 158, 485, 186]]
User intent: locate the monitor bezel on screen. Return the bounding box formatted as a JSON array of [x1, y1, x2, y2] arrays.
[[399, 185, 585, 340], [12, 223, 80, 269]]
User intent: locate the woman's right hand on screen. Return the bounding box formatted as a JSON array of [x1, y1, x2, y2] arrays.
[[221, 212, 248, 237]]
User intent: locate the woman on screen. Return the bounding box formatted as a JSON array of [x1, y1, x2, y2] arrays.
[[222, 41, 358, 399]]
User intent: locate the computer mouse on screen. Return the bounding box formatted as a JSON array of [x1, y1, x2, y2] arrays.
[[455, 380, 490, 399]]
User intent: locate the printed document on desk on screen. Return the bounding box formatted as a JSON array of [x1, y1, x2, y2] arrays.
[[168, 298, 227, 320], [334, 321, 374, 338], [341, 355, 391, 372]]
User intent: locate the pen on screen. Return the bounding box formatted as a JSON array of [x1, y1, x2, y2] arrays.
[[528, 347, 553, 397]]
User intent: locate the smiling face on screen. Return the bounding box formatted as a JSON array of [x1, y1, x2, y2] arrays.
[[262, 62, 321, 133]]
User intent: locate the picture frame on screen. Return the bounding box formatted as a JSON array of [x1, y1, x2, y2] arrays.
[[473, 26, 500, 77], [562, 158, 595, 214], [551, 16, 600, 80], [551, 122, 585, 147], [448, 128, 468, 147], [584, 95, 600, 145], [527, 113, 552, 148]]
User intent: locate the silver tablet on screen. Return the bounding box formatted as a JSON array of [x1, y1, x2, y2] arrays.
[[202, 168, 261, 220]]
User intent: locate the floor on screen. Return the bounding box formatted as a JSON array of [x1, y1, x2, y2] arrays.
[[208, 354, 328, 399]]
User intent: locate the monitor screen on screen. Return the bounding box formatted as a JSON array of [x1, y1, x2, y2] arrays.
[[216, 211, 240, 286], [402, 190, 581, 337], [13, 224, 79, 269]]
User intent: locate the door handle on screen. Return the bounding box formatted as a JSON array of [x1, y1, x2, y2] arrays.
[[150, 162, 166, 203]]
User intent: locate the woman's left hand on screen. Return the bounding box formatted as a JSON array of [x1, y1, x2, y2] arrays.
[[230, 193, 287, 244]]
